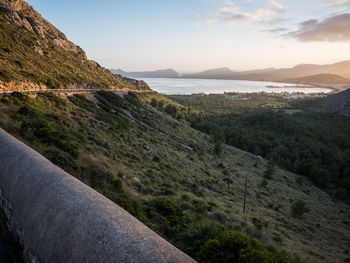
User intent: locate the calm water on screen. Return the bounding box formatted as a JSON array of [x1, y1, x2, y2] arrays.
[[141, 78, 332, 95]]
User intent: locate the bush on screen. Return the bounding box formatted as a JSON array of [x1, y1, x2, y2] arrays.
[[176, 214, 223, 256], [214, 142, 222, 156], [114, 193, 144, 220], [46, 77, 56, 89], [261, 179, 268, 188], [291, 199, 310, 218], [296, 177, 304, 186], [198, 231, 291, 263], [264, 160, 275, 179], [150, 98, 158, 108], [151, 198, 183, 226], [0, 71, 12, 82]]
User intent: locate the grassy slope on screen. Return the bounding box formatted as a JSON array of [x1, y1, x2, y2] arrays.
[[0, 92, 349, 262], [0, 13, 144, 90]]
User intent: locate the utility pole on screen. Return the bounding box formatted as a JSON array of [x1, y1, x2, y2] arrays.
[[243, 175, 247, 214]]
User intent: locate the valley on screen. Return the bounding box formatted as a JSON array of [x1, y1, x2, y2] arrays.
[[0, 0, 349, 262], [0, 91, 349, 262]]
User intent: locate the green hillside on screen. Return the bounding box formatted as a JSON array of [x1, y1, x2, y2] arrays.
[[0, 91, 349, 262]]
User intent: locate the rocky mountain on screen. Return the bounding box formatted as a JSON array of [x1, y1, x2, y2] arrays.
[[0, 0, 84, 55], [0, 0, 145, 91], [112, 68, 180, 79]]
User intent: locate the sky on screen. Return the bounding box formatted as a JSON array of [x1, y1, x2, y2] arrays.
[[25, 0, 350, 72]]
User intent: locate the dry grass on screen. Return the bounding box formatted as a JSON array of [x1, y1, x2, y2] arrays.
[[0, 91, 349, 262]]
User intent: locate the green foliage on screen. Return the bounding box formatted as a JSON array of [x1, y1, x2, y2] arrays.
[[151, 198, 183, 226], [7, 93, 79, 156], [0, 91, 297, 262], [0, 70, 12, 82], [261, 179, 268, 188], [114, 193, 144, 219], [69, 93, 129, 130], [198, 231, 292, 263], [190, 110, 350, 200], [140, 93, 198, 120], [296, 177, 304, 186], [214, 141, 223, 156], [175, 214, 223, 256], [167, 93, 291, 114], [264, 160, 275, 180], [291, 200, 310, 218], [46, 77, 56, 89]]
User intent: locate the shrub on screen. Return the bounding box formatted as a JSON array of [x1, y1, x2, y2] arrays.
[[296, 177, 304, 186], [198, 231, 292, 263], [46, 77, 56, 89], [261, 179, 268, 188], [150, 98, 158, 108], [114, 193, 144, 220], [264, 160, 275, 179], [176, 214, 223, 256], [198, 231, 263, 263], [112, 178, 123, 192], [0, 71, 12, 82], [291, 199, 310, 218], [151, 198, 183, 226], [214, 141, 222, 156]]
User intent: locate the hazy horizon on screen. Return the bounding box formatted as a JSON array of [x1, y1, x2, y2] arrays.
[[25, 0, 350, 72]]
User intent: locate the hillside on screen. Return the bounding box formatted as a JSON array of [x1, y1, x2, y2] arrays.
[[0, 91, 349, 262], [112, 69, 180, 79], [0, 0, 349, 262], [285, 73, 350, 85], [252, 61, 350, 81], [305, 88, 350, 116], [182, 67, 276, 80], [0, 0, 147, 91]]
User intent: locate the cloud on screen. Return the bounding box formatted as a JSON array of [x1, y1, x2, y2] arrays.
[[197, 1, 286, 26], [285, 13, 350, 42], [328, 0, 350, 7], [261, 27, 289, 33]]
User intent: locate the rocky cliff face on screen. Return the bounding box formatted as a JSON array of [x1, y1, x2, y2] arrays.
[[0, 0, 85, 56]]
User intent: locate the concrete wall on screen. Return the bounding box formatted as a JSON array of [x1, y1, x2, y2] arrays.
[[0, 128, 196, 263]]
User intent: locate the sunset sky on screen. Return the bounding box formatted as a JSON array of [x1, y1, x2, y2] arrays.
[[26, 0, 350, 72]]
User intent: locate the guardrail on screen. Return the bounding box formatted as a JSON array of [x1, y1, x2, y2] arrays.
[[0, 128, 196, 263]]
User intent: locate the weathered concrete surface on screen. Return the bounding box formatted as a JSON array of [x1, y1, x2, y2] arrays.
[[0, 128, 196, 263]]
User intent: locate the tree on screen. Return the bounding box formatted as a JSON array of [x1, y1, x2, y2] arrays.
[[223, 177, 233, 192], [264, 160, 275, 180], [214, 141, 223, 156], [291, 199, 310, 218], [150, 98, 158, 108]]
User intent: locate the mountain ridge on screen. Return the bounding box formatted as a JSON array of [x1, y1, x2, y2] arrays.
[[0, 0, 147, 91], [111, 68, 180, 79], [114, 61, 350, 84]]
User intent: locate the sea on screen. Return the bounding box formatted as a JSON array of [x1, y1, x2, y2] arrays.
[[140, 78, 332, 95]]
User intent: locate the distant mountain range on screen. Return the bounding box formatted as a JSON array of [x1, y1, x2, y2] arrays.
[[111, 69, 179, 78], [112, 60, 350, 84]]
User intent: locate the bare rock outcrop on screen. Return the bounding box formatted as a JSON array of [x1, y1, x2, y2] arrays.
[[0, 0, 86, 56]]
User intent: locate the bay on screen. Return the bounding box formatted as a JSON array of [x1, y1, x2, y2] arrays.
[[141, 78, 332, 95]]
